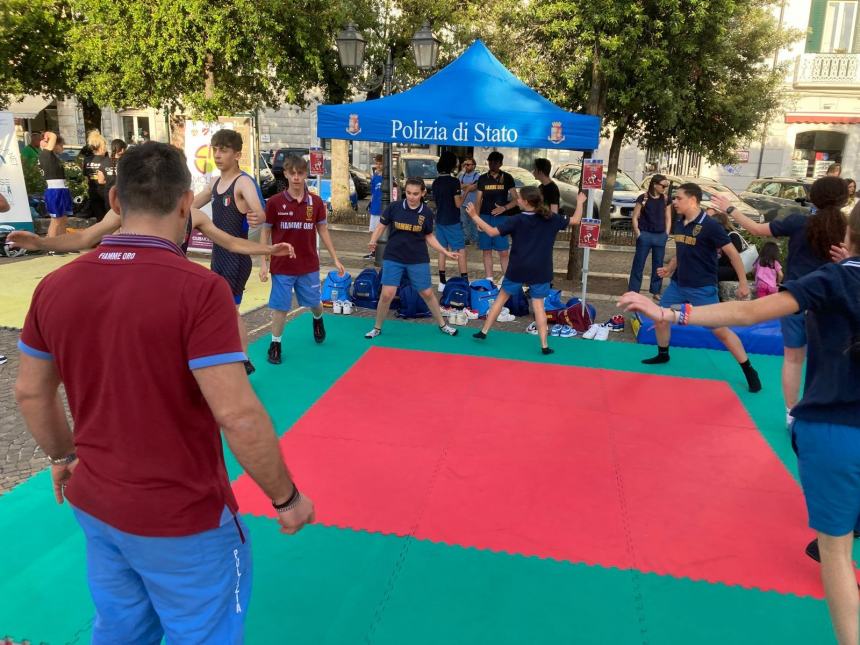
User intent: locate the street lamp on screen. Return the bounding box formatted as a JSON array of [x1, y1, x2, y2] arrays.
[[411, 22, 441, 72], [335, 21, 440, 265]]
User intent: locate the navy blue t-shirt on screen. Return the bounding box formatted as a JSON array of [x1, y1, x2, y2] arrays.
[[497, 212, 569, 283], [477, 171, 516, 215], [769, 213, 827, 281], [635, 192, 670, 233], [431, 174, 461, 226], [671, 211, 732, 288], [783, 259, 860, 428], [380, 200, 434, 265]]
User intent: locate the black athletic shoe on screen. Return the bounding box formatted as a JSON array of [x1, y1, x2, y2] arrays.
[[267, 341, 282, 365], [244, 360, 256, 375], [313, 316, 326, 344]]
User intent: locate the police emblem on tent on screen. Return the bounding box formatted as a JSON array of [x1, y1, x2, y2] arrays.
[[548, 121, 565, 144], [346, 114, 361, 136]]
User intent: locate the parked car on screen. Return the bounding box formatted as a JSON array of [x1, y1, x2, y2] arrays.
[[739, 177, 813, 222], [474, 165, 541, 190], [394, 153, 439, 192], [639, 174, 764, 223], [258, 153, 277, 198], [271, 147, 368, 199], [553, 163, 641, 229], [302, 156, 358, 212]]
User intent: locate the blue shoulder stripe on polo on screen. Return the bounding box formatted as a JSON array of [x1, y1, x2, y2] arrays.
[[188, 352, 248, 370], [17, 339, 53, 360]]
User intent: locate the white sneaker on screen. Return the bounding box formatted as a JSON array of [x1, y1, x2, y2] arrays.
[[526, 322, 539, 335], [333, 300, 343, 314], [342, 301, 353, 315], [365, 327, 382, 339], [582, 324, 600, 340], [457, 311, 469, 325], [438, 282, 446, 293], [501, 307, 510, 316], [595, 324, 610, 341], [497, 312, 516, 323], [464, 309, 479, 320], [439, 323, 458, 336], [440, 306, 453, 317]]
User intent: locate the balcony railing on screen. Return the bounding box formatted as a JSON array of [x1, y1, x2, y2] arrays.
[[794, 53, 860, 87]]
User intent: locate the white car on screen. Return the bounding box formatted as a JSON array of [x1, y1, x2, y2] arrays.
[[552, 163, 641, 229]]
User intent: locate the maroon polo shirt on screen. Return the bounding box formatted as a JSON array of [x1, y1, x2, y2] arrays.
[[264, 189, 327, 275], [19, 234, 245, 537]]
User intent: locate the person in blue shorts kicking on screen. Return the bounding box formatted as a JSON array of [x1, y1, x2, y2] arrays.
[[643, 182, 761, 392], [431, 151, 468, 290]]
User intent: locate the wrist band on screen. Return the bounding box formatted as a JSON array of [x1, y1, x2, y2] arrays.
[[272, 485, 301, 512], [678, 303, 692, 326], [50, 452, 76, 466], [726, 206, 736, 215]]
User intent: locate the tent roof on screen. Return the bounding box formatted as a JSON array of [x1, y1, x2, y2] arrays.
[[317, 40, 600, 151]]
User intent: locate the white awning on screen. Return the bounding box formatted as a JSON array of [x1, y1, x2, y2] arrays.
[[6, 96, 53, 119]]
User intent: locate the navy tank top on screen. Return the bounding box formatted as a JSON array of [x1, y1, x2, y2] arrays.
[[210, 175, 252, 298]]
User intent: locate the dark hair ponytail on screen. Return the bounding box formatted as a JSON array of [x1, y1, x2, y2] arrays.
[[519, 185, 550, 219], [807, 176, 848, 260]]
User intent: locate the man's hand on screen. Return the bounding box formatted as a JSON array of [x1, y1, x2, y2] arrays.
[[368, 240, 377, 252], [247, 210, 266, 227], [335, 259, 346, 276], [831, 243, 849, 263], [490, 205, 506, 216], [446, 251, 459, 260], [260, 262, 270, 282], [270, 243, 295, 258], [51, 458, 79, 504], [276, 495, 315, 535], [656, 266, 671, 278], [6, 231, 43, 250], [711, 193, 733, 214], [466, 203, 479, 219]]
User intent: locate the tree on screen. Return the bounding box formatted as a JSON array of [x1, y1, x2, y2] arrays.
[[64, 0, 353, 119], [506, 0, 798, 279], [0, 0, 72, 108]]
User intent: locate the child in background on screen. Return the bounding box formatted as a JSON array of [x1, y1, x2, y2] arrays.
[[363, 154, 384, 260], [753, 241, 783, 298]]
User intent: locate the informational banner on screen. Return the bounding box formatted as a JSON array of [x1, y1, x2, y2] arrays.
[[182, 117, 255, 253], [578, 218, 600, 249], [0, 112, 33, 230], [582, 159, 604, 190], [309, 149, 325, 176]]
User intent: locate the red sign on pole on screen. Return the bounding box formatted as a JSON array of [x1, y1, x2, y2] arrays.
[[309, 149, 325, 176], [578, 219, 601, 249], [582, 159, 604, 190]]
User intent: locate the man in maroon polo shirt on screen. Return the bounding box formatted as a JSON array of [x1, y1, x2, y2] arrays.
[[15, 142, 314, 642]]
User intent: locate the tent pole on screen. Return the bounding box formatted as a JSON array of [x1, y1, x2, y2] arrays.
[[579, 151, 594, 315], [375, 47, 395, 268]]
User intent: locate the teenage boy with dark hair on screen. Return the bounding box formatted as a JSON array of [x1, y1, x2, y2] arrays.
[[16, 141, 314, 643], [475, 151, 518, 281], [432, 151, 467, 290], [191, 129, 267, 373], [365, 177, 459, 339], [259, 155, 345, 365], [643, 182, 761, 392], [364, 154, 384, 260], [533, 158, 560, 215]]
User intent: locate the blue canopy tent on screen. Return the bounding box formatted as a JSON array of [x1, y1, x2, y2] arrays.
[[318, 40, 601, 150], [317, 40, 602, 312]]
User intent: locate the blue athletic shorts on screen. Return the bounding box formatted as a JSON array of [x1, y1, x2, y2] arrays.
[[780, 312, 807, 349], [381, 260, 431, 291], [269, 272, 321, 311], [793, 419, 860, 536], [435, 223, 465, 251], [478, 215, 510, 251], [73, 506, 252, 644], [45, 187, 73, 217], [659, 282, 719, 308], [502, 278, 551, 300]]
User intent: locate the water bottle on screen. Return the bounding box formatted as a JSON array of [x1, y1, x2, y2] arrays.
[[331, 287, 339, 302]]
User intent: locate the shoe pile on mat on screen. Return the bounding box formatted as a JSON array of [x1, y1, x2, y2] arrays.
[[526, 322, 576, 338], [442, 307, 488, 326], [332, 300, 354, 315]]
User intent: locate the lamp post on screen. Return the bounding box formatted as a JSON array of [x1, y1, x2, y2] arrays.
[[335, 21, 440, 264]]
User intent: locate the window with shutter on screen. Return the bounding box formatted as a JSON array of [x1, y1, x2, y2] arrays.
[[807, 0, 829, 52]]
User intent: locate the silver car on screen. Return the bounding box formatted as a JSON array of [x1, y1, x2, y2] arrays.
[[552, 163, 641, 229]]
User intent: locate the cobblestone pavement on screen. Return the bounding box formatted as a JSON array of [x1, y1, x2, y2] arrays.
[[0, 228, 638, 495]]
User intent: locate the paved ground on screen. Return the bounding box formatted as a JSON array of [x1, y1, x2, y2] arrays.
[[0, 227, 641, 495]]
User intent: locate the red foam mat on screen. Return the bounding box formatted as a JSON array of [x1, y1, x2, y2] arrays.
[[233, 347, 829, 597]]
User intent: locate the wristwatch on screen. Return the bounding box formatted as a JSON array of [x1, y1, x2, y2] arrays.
[[726, 206, 736, 215], [50, 452, 76, 466]]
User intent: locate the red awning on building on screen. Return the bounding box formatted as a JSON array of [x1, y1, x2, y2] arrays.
[[785, 114, 860, 124]]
